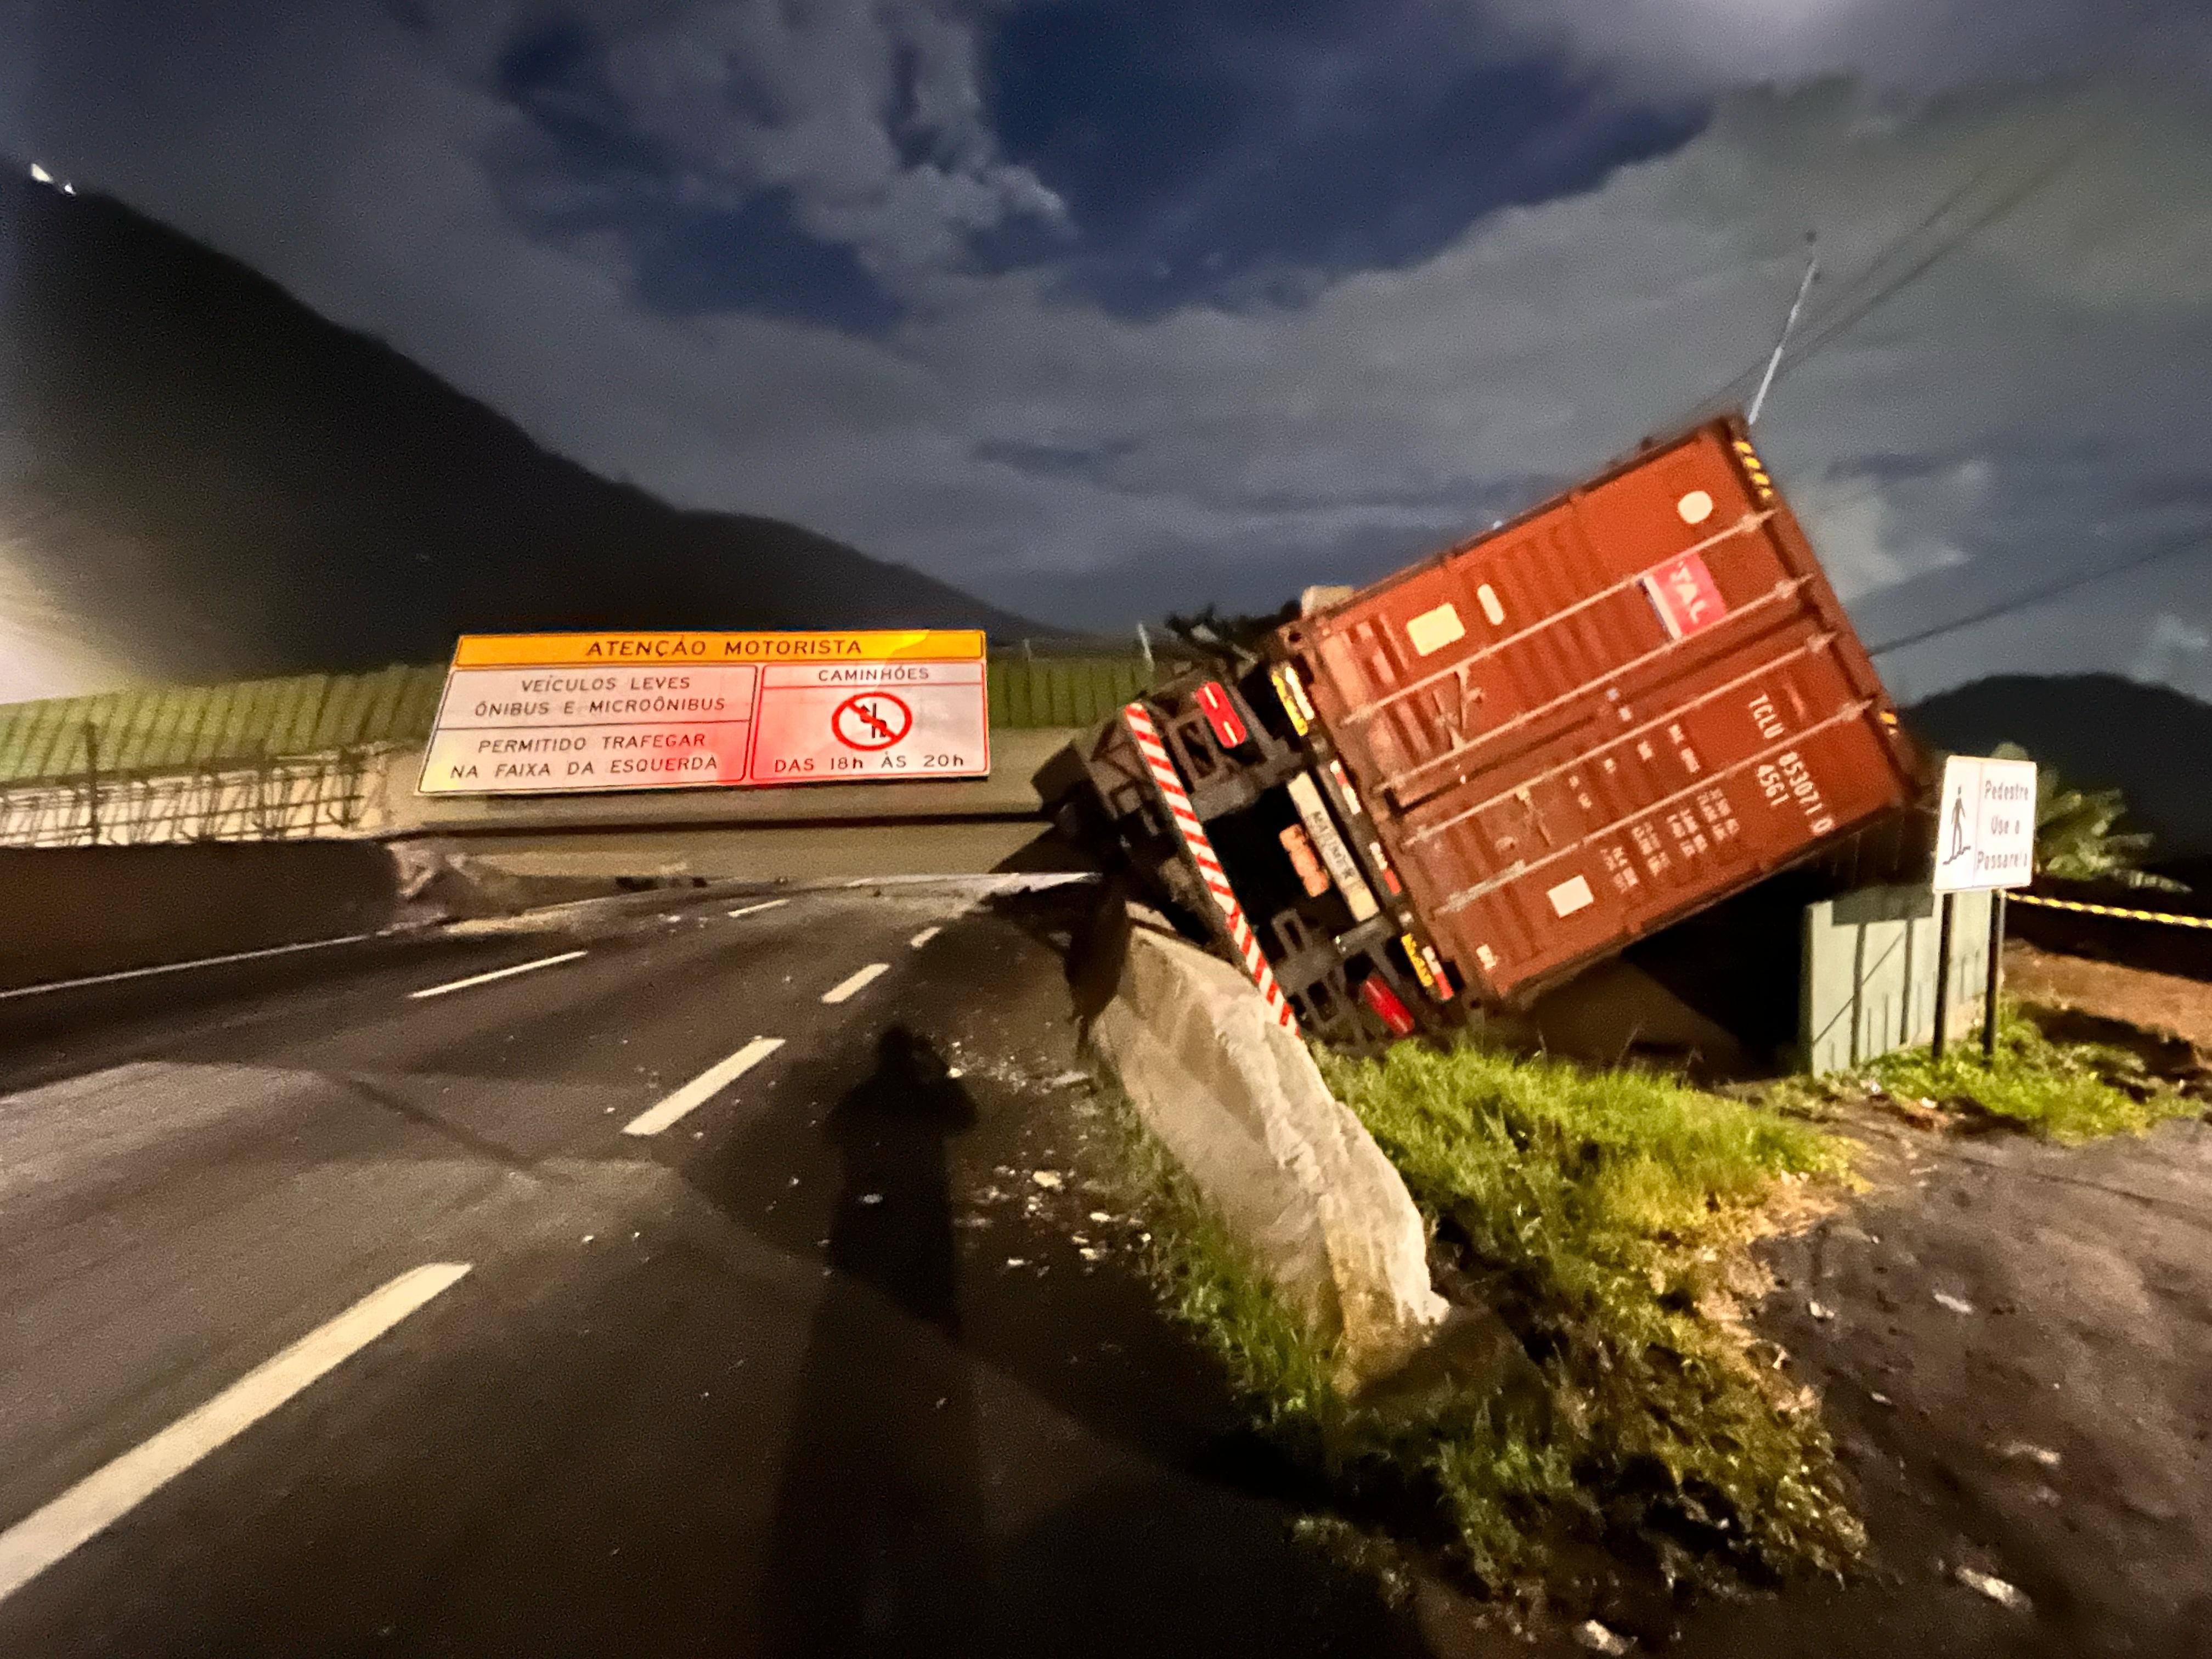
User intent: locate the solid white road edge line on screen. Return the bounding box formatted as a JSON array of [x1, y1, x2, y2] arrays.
[[909, 927, 941, 949], [0, 1262, 471, 1606], [821, 963, 890, 1005], [0, 930, 391, 1002], [622, 1037, 786, 1137], [407, 950, 587, 1001], [727, 900, 790, 918]]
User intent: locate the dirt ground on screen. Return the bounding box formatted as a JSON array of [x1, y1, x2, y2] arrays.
[[1645, 1101, 2212, 1657], [2005, 940, 2212, 1051], [1406, 951, 2212, 1658]]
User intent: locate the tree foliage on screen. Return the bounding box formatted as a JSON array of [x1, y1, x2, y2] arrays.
[[1990, 741, 2187, 891]]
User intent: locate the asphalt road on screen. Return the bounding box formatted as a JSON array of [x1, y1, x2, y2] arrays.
[[0, 876, 1424, 1658]]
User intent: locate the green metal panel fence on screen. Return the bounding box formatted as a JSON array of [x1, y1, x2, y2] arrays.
[[0, 652, 1152, 783], [0, 665, 449, 785], [986, 654, 1156, 728]]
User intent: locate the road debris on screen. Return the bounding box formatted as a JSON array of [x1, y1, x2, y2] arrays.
[[1030, 1170, 1065, 1190], [1808, 1300, 1835, 1321], [1933, 1291, 1976, 1314], [1954, 1565, 2033, 1613], [1573, 1618, 1633, 1655], [1993, 1441, 2062, 1469]]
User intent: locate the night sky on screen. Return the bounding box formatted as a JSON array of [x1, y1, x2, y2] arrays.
[[2, 0, 2209, 703]]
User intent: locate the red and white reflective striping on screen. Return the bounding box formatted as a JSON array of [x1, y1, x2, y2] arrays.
[[1121, 703, 1300, 1032]]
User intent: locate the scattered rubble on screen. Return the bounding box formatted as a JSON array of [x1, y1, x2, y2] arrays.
[[1953, 1565, 2032, 1613]]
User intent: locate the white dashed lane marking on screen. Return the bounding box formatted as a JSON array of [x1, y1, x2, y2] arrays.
[[909, 927, 941, 949], [821, 964, 890, 1005], [0, 1263, 471, 1606], [727, 900, 789, 919], [621, 1037, 786, 1137], [408, 951, 586, 1001]]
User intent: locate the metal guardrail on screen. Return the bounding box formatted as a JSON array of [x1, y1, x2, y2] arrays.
[[0, 746, 394, 848]]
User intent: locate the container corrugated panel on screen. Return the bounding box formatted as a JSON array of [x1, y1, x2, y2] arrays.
[[1276, 412, 1918, 1006]]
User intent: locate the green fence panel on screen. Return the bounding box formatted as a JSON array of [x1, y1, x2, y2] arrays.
[[360, 667, 408, 744], [3, 653, 1156, 778], [0, 662, 446, 782], [179, 684, 226, 770], [983, 654, 1156, 729], [119, 689, 166, 768], [319, 673, 372, 749], [29, 700, 78, 777], [395, 666, 445, 738]]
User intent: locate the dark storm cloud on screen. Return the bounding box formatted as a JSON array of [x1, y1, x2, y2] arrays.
[[0, 0, 2207, 706], [982, 0, 1707, 316]]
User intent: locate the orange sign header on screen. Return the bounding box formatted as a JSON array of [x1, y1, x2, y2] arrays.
[[450, 629, 986, 668]]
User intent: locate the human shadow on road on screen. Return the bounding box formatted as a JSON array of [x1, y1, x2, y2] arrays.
[[760, 1025, 988, 1658]]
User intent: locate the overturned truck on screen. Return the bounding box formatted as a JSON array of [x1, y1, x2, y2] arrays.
[[1037, 412, 1926, 1049]]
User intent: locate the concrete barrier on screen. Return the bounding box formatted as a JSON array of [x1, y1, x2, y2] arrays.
[[0, 842, 412, 990], [0, 842, 727, 992], [1081, 902, 1450, 1389]]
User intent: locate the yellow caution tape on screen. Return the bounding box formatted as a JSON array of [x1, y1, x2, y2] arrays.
[[2007, 893, 2212, 930]]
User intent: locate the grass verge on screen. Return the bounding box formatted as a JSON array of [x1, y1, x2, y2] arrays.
[[1824, 1003, 2202, 1143], [1109, 1039, 1864, 1600]]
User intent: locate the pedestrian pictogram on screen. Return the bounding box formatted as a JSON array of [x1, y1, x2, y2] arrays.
[[1932, 753, 2036, 893], [832, 691, 913, 751], [1943, 787, 1970, 867]]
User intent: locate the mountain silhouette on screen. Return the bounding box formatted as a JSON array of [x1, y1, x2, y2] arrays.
[[0, 166, 1048, 686], [1905, 673, 2212, 856]]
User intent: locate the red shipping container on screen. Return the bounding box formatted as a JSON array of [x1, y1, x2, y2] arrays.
[[1274, 413, 1918, 1006]]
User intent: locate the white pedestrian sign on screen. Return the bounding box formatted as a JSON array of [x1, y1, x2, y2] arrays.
[[1932, 753, 2038, 894]]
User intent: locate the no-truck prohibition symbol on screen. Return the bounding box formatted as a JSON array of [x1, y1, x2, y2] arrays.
[[832, 692, 913, 750]]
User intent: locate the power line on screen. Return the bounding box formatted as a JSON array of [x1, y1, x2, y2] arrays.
[[1866, 532, 2208, 659], [1681, 112, 2100, 424], [1755, 130, 2094, 381], [1685, 152, 2014, 420]]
